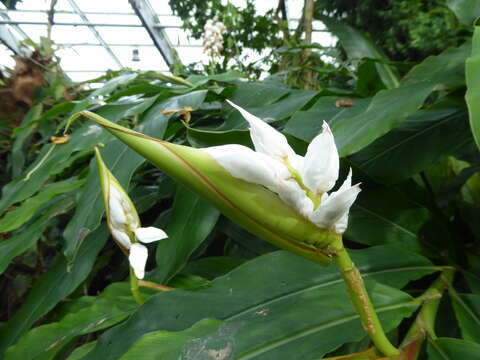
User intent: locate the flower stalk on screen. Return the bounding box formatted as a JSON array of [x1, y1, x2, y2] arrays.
[[130, 267, 144, 305], [330, 237, 400, 357], [399, 269, 455, 359]]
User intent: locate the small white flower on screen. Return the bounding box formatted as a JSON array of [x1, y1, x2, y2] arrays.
[[96, 149, 168, 279], [203, 101, 361, 234], [203, 20, 225, 58], [105, 181, 167, 279]]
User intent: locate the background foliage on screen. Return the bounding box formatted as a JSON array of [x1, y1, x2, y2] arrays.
[[0, 0, 479, 359]]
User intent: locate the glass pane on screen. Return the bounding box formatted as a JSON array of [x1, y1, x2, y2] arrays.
[[57, 45, 120, 71], [51, 25, 99, 44], [95, 26, 152, 45], [86, 13, 141, 26], [111, 46, 168, 71], [18, 24, 47, 42], [0, 44, 15, 69]]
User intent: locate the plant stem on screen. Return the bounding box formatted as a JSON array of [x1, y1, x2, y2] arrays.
[[331, 238, 400, 357], [129, 267, 144, 305], [400, 269, 455, 359]]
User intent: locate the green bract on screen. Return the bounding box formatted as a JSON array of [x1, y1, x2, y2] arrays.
[[76, 110, 339, 266]]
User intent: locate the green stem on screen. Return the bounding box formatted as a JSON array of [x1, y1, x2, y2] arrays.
[[130, 268, 144, 305], [400, 269, 455, 359], [331, 238, 399, 357]]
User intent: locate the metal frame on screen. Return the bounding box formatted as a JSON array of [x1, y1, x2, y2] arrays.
[[66, 0, 123, 68], [0, 20, 180, 28], [0, 8, 29, 55], [129, 0, 180, 70]]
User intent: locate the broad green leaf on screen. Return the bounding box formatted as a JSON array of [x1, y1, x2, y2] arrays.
[[118, 319, 223, 360], [319, 16, 399, 89], [345, 188, 429, 252], [83, 246, 436, 360], [0, 120, 110, 215], [11, 105, 43, 178], [451, 293, 480, 343], [402, 42, 471, 89], [0, 178, 84, 233], [0, 226, 108, 355], [332, 81, 436, 156], [63, 91, 208, 263], [447, 0, 480, 25], [121, 283, 412, 359], [66, 342, 97, 360], [0, 195, 75, 275], [466, 27, 480, 149], [153, 186, 220, 283], [187, 70, 246, 86], [427, 338, 480, 359], [183, 256, 246, 280], [72, 73, 138, 112], [284, 98, 371, 142], [4, 283, 150, 360], [221, 90, 316, 131], [186, 126, 252, 148], [350, 109, 472, 184]]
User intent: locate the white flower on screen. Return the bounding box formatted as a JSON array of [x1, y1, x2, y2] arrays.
[[96, 148, 168, 279], [203, 20, 225, 57], [203, 101, 361, 234], [106, 181, 168, 279]]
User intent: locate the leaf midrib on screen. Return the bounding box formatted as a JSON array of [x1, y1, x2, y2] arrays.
[[226, 265, 437, 321], [236, 301, 418, 359]]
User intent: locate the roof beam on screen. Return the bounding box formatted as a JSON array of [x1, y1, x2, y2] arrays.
[[129, 0, 180, 70], [0, 9, 30, 56], [66, 0, 123, 68]]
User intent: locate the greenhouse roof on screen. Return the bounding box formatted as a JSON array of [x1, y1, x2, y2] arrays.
[[0, 0, 334, 82]]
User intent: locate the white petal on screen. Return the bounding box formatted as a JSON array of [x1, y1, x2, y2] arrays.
[[108, 194, 127, 229], [334, 212, 349, 234], [309, 183, 361, 232], [135, 227, 168, 243], [301, 121, 339, 194], [203, 144, 286, 188], [227, 100, 295, 162], [129, 243, 148, 279], [277, 179, 314, 217], [111, 229, 131, 250]]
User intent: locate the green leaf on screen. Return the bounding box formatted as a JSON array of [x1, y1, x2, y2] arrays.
[[451, 293, 480, 343], [466, 27, 480, 149], [11, 105, 43, 178], [83, 246, 435, 360], [284, 97, 371, 143], [345, 188, 429, 252], [187, 70, 246, 86], [121, 283, 412, 359], [402, 42, 471, 89], [447, 0, 480, 25], [0, 120, 110, 215], [153, 186, 220, 283], [4, 283, 150, 360], [0, 178, 84, 233], [66, 341, 97, 360], [332, 81, 436, 156], [319, 16, 399, 89], [350, 109, 472, 184], [186, 126, 252, 148], [118, 319, 223, 360], [0, 226, 109, 355], [427, 338, 480, 359], [63, 91, 208, 263], [222, 90, 316, 131], [0, 195, 75, 276]]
